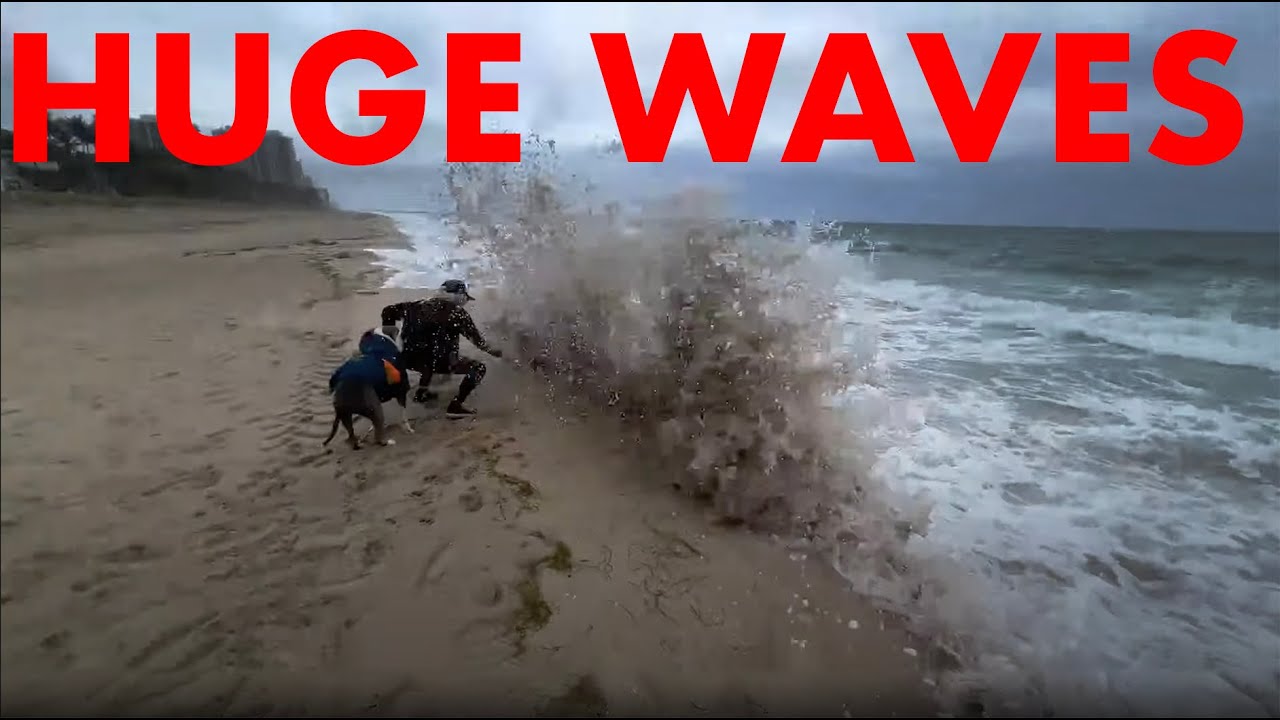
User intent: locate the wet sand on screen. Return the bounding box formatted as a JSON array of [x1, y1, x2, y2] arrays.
[[0, 196, 939, 717]]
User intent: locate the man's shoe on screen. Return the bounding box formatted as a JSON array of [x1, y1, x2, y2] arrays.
[[445, 402, 477, 419]]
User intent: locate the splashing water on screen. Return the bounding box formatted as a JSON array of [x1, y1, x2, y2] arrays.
[[433, 139, 1047, 715]]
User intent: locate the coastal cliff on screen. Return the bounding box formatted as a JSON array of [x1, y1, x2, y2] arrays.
[[0, 114, 331, 208]]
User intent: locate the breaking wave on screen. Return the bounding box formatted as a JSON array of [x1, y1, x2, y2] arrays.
[[435, 139, 1038, 715]]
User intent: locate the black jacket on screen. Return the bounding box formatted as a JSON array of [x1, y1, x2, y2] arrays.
[[381, 297, 494, 372]]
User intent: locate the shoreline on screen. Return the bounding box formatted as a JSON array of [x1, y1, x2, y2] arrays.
[[357, 209, 965, 708], [1, 198, 943, 716], [353, 206, 1279, 719]]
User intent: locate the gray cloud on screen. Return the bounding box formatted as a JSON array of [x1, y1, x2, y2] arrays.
[[1, 1, 1275, 230]]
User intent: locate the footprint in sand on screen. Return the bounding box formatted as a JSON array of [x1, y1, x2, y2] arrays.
[[98, 542, 168, 565], [459, 486, 485, 513], [37, 630, 75, 670], [140, 463, 224, 497], [414, 541, 454, 589], [538, 675, 609, 718], [361, 538, 388, 570], [123, 610, 222, 671], [471, 579, 505, 607]]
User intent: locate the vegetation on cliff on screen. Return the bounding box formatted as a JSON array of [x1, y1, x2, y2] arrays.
[[0, 116, 330, 208]]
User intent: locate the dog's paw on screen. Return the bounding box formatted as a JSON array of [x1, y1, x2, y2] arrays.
[[380, 438, 397, 447], [402, 422, 415, 434]]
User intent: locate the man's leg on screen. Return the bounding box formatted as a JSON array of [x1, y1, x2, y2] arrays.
[[445, 357, 487, 418], [402, 345, 438, 403], [414, 370, 438, 403]]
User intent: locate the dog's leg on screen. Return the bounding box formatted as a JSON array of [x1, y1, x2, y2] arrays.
[[397, 396, 414, 434], [358, 386, 394, 447], [340, 412, 360, 450], [370, 401, 394, 446]]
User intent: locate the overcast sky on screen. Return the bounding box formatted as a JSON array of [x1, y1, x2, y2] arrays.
[[1, 2, 1276, 231]]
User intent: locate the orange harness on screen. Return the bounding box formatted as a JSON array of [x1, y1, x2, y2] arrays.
[[383, 359, 402, 386]]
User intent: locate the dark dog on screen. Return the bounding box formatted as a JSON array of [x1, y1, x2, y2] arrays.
[[322, 376, 413, 449], [323, 326, 414, 450]]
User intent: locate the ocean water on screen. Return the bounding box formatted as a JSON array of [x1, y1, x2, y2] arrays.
[[825, 223, 1280, 716], [350, 181, 1279, 716]]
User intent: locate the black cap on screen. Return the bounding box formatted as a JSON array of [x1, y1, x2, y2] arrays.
[[441, 279, 476, 300]]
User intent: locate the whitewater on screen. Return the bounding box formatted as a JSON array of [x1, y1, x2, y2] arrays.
[[349, 146, 1279, 717]]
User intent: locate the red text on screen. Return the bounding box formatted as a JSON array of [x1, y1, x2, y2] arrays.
[[9, 30, 1244, 166], [592, 31, 1243, 165]]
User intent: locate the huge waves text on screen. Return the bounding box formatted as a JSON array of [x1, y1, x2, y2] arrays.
[[10, 30, 1243, 166]]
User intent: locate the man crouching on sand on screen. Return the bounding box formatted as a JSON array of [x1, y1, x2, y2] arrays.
[[381, 279, 503, 419]]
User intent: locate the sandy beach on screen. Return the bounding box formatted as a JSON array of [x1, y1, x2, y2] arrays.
[[0, 196, 939, 717]]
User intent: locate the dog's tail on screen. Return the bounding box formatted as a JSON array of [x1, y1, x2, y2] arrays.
[[322, 415, 340, 446]]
